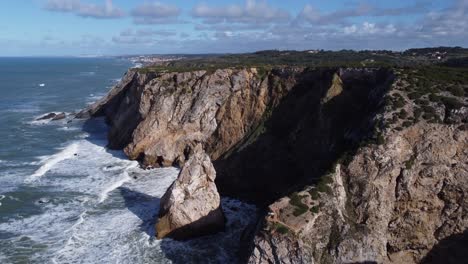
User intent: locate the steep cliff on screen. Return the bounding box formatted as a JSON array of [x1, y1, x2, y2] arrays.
[[79, 66, 467, 263]]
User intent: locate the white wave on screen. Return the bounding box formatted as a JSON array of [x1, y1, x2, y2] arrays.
[[86, 93, 106, 105], [0, 195, 5, 206], [57, 126, 79, 132], [25, 143, 79, 182], [98, 170, 132, 203], [2, 133, 257, 263], [79, 72, 96, 76], [39, 83, 45, 87]]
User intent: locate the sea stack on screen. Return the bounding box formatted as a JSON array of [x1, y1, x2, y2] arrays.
[[156, 144, 224, 240]]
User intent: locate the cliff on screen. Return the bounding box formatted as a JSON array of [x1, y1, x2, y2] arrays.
[[79, 66, 467, 263]]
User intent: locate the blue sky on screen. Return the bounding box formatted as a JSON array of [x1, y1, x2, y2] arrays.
[[0, 0, 466, 56]]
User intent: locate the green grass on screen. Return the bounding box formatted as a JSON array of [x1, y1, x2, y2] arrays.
[[310, 206, 319, 214], [308, 188, 320, 200], [316, 175, 333, 195], [273, 223, 290, 234], [405, 154, 417, 169]]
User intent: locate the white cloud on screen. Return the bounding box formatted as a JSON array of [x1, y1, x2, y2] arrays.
[[192, 0, 290, 24], [112, 28, 177, 45], [44, 0, 124, 19], [299, 2, 428, 25], [130, 2, 182, 24], [342, 22, 399, 36]]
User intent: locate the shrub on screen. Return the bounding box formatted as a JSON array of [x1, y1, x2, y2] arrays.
[[402, 121, 413, 127], [441, 96, 464, 110], [414, 108, 423, 119], [428, 93, 441, 102], [405, 155, 417, 169], [273, 223, 289, 234], [449, 86, 465, 97], [310, 206, 319, 214], [393, 97, 406, 108], [289, 192, 309, 216], [398, 109, 408, 119], [308, 188, 319, 200], [423, 112, 436, 120], [376, 133, 385, 145], [408, 92, 423, 100], [316, 176, 333, 194], [415, 99, 429, 106], [293, 205, 309, 216]]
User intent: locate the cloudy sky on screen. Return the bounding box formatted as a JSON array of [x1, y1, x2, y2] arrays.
[[1, 0, 467, 56]]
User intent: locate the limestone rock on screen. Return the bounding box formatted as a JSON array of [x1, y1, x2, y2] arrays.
[[248, 123, 468, 264], [156, 144, 224, 240]]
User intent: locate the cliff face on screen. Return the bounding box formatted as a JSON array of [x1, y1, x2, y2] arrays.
[[249, 123, 467, 264], [80, 67, 277, 168], [80, 67, 393, 203], [80, 66, 467, 263]]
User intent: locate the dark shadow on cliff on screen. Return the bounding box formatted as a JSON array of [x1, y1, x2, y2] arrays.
[[79, 117, 130, 160], [158, 198, 258, 264], [214, 68, 394, 205], [118, 186, 160, 238], [419, 230, 468, 264]]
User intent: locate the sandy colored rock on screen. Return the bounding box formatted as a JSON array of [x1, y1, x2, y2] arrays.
[[156, 144, 224, 240]]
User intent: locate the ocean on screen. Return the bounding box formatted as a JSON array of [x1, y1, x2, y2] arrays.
[[0, 58, 256, 263]]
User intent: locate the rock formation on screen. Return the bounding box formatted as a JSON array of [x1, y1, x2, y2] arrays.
[[156, 144, 224, 240], [37, 112, 66, 121], [81, 66, 467, 262], [248, 123, 467, 263]]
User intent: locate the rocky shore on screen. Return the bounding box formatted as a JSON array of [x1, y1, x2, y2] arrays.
[[79, 66, 467, 263]]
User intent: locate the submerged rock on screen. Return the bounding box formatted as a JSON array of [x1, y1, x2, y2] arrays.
[[156, 144, 224, 240]]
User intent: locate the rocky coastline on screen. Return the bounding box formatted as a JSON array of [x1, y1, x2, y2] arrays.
[[78, 66, 467, 263]]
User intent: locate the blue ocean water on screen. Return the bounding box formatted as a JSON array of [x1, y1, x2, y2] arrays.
[[0, 58, 256, 263]]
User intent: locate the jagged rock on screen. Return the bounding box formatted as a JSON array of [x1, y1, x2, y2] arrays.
[[36, 112, 66, 121], [156, 144, 224, 240], [321, 72, 343, 103], [248, 123, 468, 264], [81, 67, 393, 202], [51, 112, 66, 120], [81, 66, 466, 262]]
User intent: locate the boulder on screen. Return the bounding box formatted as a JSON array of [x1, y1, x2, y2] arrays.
[[156, 144, 225, 240]]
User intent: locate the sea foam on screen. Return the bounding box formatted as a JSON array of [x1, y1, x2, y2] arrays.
[[25, 143, 79, 182]]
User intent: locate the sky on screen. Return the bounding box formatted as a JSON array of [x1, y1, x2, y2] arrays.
[[0, 0, 467, 56]]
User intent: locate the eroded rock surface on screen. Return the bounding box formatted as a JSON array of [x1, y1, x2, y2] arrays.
[[155, 144, 224, 240], [82, 66, 467, 262]]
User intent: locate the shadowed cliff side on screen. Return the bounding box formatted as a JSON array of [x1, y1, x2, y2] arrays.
[[214, 68, 394, 204]]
